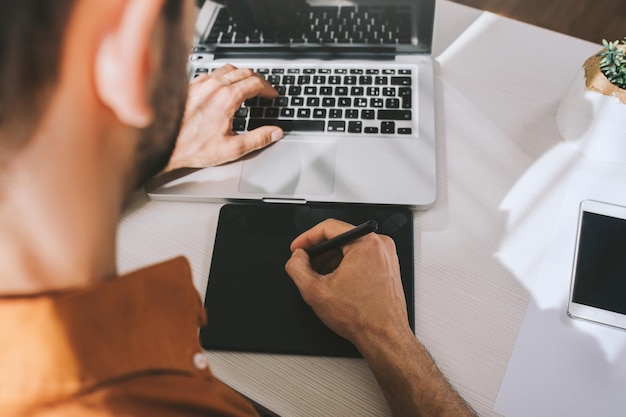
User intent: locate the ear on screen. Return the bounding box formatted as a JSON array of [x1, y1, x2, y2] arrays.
[[94, 0, 165, 128]]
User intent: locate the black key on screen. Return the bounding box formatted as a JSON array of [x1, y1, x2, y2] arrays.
[[275, 86, 286, 96], [344, 76, 357, 85], [248, 119, 325, 132], [196, 67, 209, 73], [259, 98, 273, 106], [362, 110, 375, 119], [267, 75, 281, 84], [297, 108, 311, 118], [257, 68, 270, 74], [350, 69, 364, 74], [280, 108, 296, 117], [338, 97, 352, 107], [386, 98, 400, 108], [399, 69, 412, 75], [398, 127, 412, 134], [375, 76, 388, 85], [334, 68, 348, 74], [322, 97, 336, 107], [287, 68, 301, 74], [348, 121, 362, 133], [298, 75, 312, 84], [402, 95, 412, 109], [250, 107, 264, 118], [234, 107, 248, 117], [318, 69, 332, 74], [351, 86, 364, 96], [366, 69, 379, 74], [245, 97, 259, 106], [370, 98, 384, 108], [382, 69, 396, 74], [378, 110, 412, 120], [329, 109, 343, 118], [391, 76, 411, 86], [335, 86, 349, 96], [306, 97, 320, 106], [313, 75, 326, 84], [367, 87, 380, 96], [345, 109, 359, 119], [303, 68, 316, 74], [233, 118, 246, 131], [265, 107, 279, 118], [291, 97, 305, 106], [354, 98, 368, 107], [320, 86, 333, 95], [288, 86, 302, 96], [304, 86, 317, 95], [383, 87, 395, 97], [329, 76, 342, 84], [364, 127, 379, 134], [359, 75, 373, 85], [272, 68, 285, 74], [283, 75, 296, 84], [313, 108, 327, 118], [274, 97, 289, 107], [381, 121, 395, 134], [328, 121, 346, 132], [399, 87, 411, 97]]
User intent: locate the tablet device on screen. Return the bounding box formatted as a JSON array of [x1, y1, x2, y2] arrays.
[[567, 199, 626, 331], [200, 203, 414, 357]]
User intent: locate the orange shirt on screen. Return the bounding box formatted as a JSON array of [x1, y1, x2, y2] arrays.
[[0, 257, 259, 417]]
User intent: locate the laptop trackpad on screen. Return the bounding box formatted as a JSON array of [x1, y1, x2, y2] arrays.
[[239, 140, 336, 196]]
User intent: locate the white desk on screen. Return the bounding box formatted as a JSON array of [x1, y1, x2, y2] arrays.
[[118, 2, 619, 415]]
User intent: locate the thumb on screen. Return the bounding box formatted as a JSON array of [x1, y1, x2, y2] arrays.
[[228, 126, 283, 158]]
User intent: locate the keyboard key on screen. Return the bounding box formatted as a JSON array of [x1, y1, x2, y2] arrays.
[[367, 87, 380, 96], [338, 97, 352, 107], [234, 107, 248, 117], [248, 119, 325, 132], [313, 75, 326, 84], [306, 97, 320, 106], [322, 97, 336, 107], [274, 97, 289, 106], [250, 107, 264, 118], [298, 75, 312, 84], [354, 98, 368, 107], [359, 76, 373, 85], [364, 127, 379, 134], [329, 76, 341, 84], [344, 76, 357, 85], [297, 108, 311, 118], [375, 76, 388, 85], [313, 108, 327, 118], [383, 87, 395, 97], [233, 118, 246, 131], [280, 108, 296, 117], [398, 127, 412, 135], [351, 86, 364, 96], [320, 86, 333, 95], [381, 121, 395, 134], [288, 86, 302, 96], [329, 109, 343, 118], [335, 86, 349, 96], [362, 110, 375, 119], [391, 76, 411, 86], [399, 69, 412, 75], [346, 109, 359, 118], [328, 121, 346, 132], [386, 98, 400, 108], [291, 97, 305, 106], [348, 121, 362, 133], [378, 110, 412, 120], [304, 86, 317, 95], [370, 98, 384, 108], [265, 107, 279, 118]]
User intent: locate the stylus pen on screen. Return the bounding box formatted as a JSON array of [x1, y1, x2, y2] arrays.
[[305, 220, 379, 258]]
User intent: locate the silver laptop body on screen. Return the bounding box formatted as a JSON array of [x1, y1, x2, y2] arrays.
[[147, 0, 437, 208]]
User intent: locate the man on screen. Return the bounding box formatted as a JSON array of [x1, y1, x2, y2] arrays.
[[0, 1, 476, 416]]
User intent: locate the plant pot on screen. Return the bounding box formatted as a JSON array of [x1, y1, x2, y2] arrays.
[[556, 53, 626, 162]]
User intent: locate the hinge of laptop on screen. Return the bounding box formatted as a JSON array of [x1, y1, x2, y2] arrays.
[[262, 198, 307, 205], [214, 46, 396, 61]]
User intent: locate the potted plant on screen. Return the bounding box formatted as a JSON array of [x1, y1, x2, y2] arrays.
[[557, 38, 626, 161]]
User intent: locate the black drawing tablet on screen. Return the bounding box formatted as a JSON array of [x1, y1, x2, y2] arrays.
[[200, 203, 414, 358]]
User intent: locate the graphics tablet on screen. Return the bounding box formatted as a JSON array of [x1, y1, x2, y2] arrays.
[[200, 203, 414, 357]]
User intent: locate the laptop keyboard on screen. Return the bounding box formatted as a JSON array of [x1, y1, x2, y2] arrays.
[[192, 65, 416, 136], [206, 5, 413, 45]]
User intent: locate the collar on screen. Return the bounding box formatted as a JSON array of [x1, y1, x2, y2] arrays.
[[0, 257, 206, 404]]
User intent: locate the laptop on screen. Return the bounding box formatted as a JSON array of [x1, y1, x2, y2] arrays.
[[147, 0, 437, 208]]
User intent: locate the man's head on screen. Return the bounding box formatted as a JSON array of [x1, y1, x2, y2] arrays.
[[0, 0, 195, 292], [0, 0, 191, 192]]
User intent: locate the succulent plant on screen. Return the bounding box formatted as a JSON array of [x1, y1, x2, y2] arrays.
[[597, 38, 626, 89]]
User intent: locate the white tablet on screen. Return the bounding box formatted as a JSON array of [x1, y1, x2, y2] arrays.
[[567, 200, 626, 331]]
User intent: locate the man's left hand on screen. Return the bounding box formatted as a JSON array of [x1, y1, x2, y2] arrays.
[[164, 64, 282, 172]]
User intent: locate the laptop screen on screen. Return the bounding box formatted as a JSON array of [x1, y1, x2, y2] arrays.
[[196, 0, 435, 55]]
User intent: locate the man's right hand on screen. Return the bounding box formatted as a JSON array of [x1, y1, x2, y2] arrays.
[[284, 219, 412, 349]]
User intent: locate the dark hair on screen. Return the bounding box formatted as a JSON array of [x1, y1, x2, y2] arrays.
[[0, 0, 77, 157]]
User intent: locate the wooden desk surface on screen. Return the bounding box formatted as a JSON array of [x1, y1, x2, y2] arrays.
[[118, 2, 610, 415]]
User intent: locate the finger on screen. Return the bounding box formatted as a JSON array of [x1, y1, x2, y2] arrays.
[[290, 219, 356, 252], [209, 63, 238, 78], [222, 126, 283, 160], [285, 249, 322, 299], [228, 74, 278, 103]]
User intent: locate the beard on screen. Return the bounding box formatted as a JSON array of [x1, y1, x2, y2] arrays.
[[131, 9, 189, 192]]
